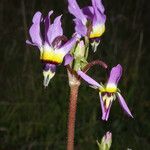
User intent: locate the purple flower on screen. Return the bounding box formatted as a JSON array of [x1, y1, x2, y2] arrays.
[[68, 0, 106, 50], [26, 11, 78, 87], [78, 64, 133, 121]]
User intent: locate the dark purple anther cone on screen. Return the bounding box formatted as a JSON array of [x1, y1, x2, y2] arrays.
[[90, 37, 101, 52], [43, 63, 56, 72], [90, 37, 101, 43]]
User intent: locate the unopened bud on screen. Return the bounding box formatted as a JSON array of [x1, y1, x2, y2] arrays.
[[74, 40, 86, 59], [97, 131, 112, 150]]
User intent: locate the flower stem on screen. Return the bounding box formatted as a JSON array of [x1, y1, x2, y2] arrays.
[[66, 59, 107, 150], [82, 59, 108, 73], [67, 69, 80, 150]]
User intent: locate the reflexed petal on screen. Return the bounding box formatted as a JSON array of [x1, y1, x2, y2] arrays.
[[82, 6, 94, 20], [58, 36, 77, 55], [26, 40, 36, 46], [78, 71, 100, 87], [93, 13, 106, 27], [105, 102, 112, 121], [99, 93, 105, 118], [64, 54, 74, 66], [100, 93, 112, 121], [117, 92, 133, 118], [68, 0, 87, 24], [91, 0, 106, 27], [92, 3, 106, 26], [32, 11, 42, 23], [74, 18, 87, 36], [47, 15, 63, 45], [92, 0, 105, 13], [107, 64, 122, 86], [44, 11, 53, 43], [29, 11, 43, 48]]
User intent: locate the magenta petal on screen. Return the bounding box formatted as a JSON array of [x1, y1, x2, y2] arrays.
[[107, 64, 122, 86], [64, 54, 74, 66], [26, 40, 36, 46], [117, 92, 133, 118], [82, 6, 94, 20], [92, 0, 105, 13], [99, 93, 105, 119], [58, 36, 77, 55], [93, 12, 106, 27], [92, 1, 106, 26], [68, 0, 87, 24], [32, 11, 42, 23], [91, 0, 106, 27], [74, 18, 87, 36], [78, 71, 100, 87], [105, 102, 112, 121], [47, 15, 63, 45], [44, 11, 53, 43], [29, 11, 43, 48]]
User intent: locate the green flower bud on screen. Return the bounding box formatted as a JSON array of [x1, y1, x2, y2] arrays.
[[74, 40, 86, 59], [97, 132, 112, 150]]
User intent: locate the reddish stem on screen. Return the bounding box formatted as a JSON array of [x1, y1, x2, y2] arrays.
[[82, 59, 108, 73], [67, 84, 79, 150], [66, 59, 107, 150]]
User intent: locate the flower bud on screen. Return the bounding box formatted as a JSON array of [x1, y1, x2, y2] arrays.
[[74, 40, 86, 59], [97, 131, 112, 150]]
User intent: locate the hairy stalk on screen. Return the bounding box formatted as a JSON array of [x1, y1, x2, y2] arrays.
[[67, 68, 80, 150], [66, 59, 107, 150]]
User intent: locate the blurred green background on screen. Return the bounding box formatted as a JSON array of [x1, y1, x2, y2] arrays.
[[0, 0, 149, 149]]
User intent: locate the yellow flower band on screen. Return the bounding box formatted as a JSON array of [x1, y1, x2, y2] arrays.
[[89, 24, 105, 39], [99, 84, 117, 93], [106, 84, 117, 93], [40, 48, 65, 64]]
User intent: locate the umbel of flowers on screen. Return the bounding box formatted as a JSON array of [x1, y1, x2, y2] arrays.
[[26, 0, 133, 149]]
